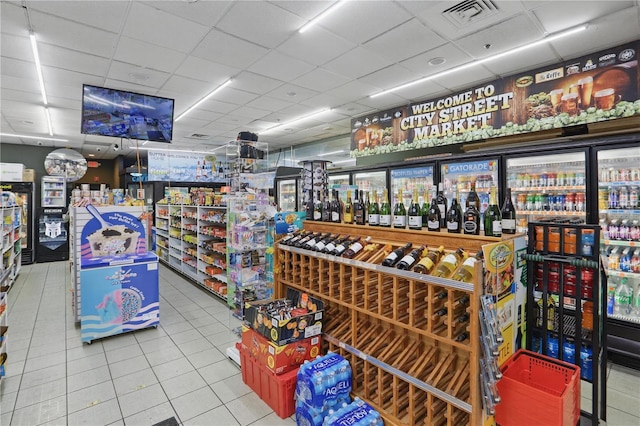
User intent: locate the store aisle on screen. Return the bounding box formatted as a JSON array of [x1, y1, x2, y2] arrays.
[[0, 262, 294, 426]]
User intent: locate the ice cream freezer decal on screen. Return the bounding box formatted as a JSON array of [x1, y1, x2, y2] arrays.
[[79, 205, 158, 343]]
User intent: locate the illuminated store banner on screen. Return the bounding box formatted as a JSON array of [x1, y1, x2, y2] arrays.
[[147, 150, 225, 182], [351, 40, 639, 158]]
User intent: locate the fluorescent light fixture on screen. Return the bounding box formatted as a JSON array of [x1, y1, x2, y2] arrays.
[[44, 107, 53, 136], [30, 33, 48, 105], [318, 150, 345, 157], [142, 141, 148, 146], [175, 78, 232, 122], [0, 133, 68, 142], [332, 159, 354, 164], [299, 0, 346, 33], [261, 108, 331, 134], [370, 24, 588, 98]]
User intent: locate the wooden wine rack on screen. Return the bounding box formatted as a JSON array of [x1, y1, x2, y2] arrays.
[[275, 222, 506, 426]]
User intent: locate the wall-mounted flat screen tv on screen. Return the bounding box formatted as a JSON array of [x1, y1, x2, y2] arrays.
[[81, 84, 174, 142]]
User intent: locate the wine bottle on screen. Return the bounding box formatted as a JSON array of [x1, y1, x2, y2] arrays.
[[344, 190, 354, 224], [279, 230, 303, 246], [463, 203, 480, 235], [484, 186, 502, 237], [364, 191, 370, 224], [433, 290, 448, 303], [354, 190, 365, 225], [408, 189, 422, 230], [451, 251, 483, 283], [333, 236, 360, 256], [393, 189, 407, 229], [501, 188, 517, 234], [368, 190, 380, 226], [446, 313, 470, 327], [322, 235, 349, 254], [466, 180, 480, 210], [343, 236, 371, 259], [436, 183, 448, 228], [303, 232, 331, 250], [379, 189, 391, 227], [305, 192, 314, 220], [331, 190, 341, 223], [396, 245, 426, 270], [432, 248, 467, 278], [421, 190, 430, 228], [381, 242, 412, 267], [446, 188, 462, 233], [294, 232, 317, 248], [314, 233, 337, 252], [431, 307, 447, 321], [322, 190, 331, 222], [454, 331, 469, 342], [414, 246, 445, 274], [313, 190, 322, 221], [427, 193, 441, 232]]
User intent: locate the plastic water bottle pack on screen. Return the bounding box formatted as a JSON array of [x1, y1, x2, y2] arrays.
[[322, 397, 383, 426], [296, 353, 353, 408]]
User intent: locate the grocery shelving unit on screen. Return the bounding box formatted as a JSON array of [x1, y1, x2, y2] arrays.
[[276, 221, 509, 426], [155, 202, 229, 302]]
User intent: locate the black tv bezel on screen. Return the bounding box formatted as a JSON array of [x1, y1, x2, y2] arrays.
[[80, 84, 175, 143]]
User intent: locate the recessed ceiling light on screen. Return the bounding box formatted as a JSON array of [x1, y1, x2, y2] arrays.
[[286, 91, 297, 97], [428, 57, 446, 66], [88, 154, 95, 157]]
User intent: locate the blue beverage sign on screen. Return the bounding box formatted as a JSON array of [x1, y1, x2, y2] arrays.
[[442, 159, 498, 176], [391, 166, 433, 179]]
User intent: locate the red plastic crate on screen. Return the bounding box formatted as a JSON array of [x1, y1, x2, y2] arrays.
[[238, 343, 298, 419], [495, 349, 580, 426]]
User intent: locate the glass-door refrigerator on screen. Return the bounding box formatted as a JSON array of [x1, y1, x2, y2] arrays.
[[440, 157, 499, 222], [354, 170, 387, 202], [0, 182, 35, 264], [595, 144, 640, 366], [505, 151, 588, 234], [41, 176, 67, 207], [390, 166, 434, 208], [277, 179, 297, 212]]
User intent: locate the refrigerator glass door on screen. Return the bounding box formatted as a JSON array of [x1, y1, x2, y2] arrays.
[[278, 179, 297, 212], [390, 166, 433, 207], [354, 171, 387, 198], [441, 158, 499, 215], [597, 146, 640, 325], [42, 176, 66, 207], [328, 174, 349, 187], [506, 152, 586, 234]]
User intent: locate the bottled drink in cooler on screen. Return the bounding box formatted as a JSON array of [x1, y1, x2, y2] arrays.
[[614, 277, 632, 315]]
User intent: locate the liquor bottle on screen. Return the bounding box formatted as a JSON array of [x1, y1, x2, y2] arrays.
[[285, 230, 310, 247], [393, 189, 407, 229], [314, 233, 337, 252], [381, 242, 412, 267], [432, 248, 467, 278], [408, 189, 422, 230], [313, 190, 322, 221], [446, 189, 462, 233], [501, 188, 517, 234], [354, 190, 365, 225], [454, 331, 469, 342], [379, 189, 391, 227], [466, 180, 480, 210], [343, 236, 372, 259], [451, 251, 484, 283], [421, 190, 430, 228], [294, 232, 318, 248], [333, 236, 360, 256], [303, 232, 331, 250], [436, 183, 448, 228], [331, 190, 341, 223], [279, 230, 303, 246], [344, 190, 354, 224], [445, 312, 470, 327], [368, 190, 380, 226], [364, 191, 370, 224], [414, 246, 445, 274], [433, 289, 448, 303], [396, 245, 426, 270], [322, 235, 349, 254], [322, 190, 331, 222], [484, 186, 502, 237], [463, 202, 480, 235], [427, 192, 441, 232], [448, 294, 470, 309], [431, 307, 447, 321]]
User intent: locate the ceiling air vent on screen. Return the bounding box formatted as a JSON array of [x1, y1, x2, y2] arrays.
[[186, 133, 210, 140], [442, 0, 499, 27]]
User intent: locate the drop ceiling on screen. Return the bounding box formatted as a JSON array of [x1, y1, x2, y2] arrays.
[[1, 0, 639, 163]]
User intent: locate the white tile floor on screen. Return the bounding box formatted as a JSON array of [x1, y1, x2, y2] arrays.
[[1, 261, 639, 425]]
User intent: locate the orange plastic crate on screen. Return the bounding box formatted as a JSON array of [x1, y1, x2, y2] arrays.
[[495, 349, 580, 426], [238, 343, 298, 419]]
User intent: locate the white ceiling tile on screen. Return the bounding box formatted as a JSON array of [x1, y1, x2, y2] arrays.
[[1, 89, 42, 105], [174, 56, 238, 85], [140, 0, 232, 27], [107, 61, 170, 89], [192, 29, 269, 69], [114, 37, 187, 74], [211, 87, 260, 106], [291, 68, 351, 93], [197, 98, 240, 115], [30, 10, 118, 58], [175, 109, 223, 124], [299, 93, 353, 110], [38, 44, 111, 77], [248, 50, 315, 82], [215, 114, 254, 126], [401, 43, 474, 75], [122, 2, 209, 53], [270, 1, 333, 20], [319, 2, 413, 44], [364, 18, 446, 63], [232, 72, 284, 95], [227, 105, 271, 121], [201, 121, 245, 133], [43, 67, 102, 91], [359, 64, 421, 92], [323, 47, 394, 80], [246, 95, 294, 112], [433, 66, 496, 93], [266, 83, 320, 103], [104, 79, 163, 97], [354, 93, 411, 111], [1, 2, 29, 36], [0, 75, 41, 95], [277, 27, 356, 66], [482, 44, 559, 77], [26, 0, 129, 33], [47, 96, 81, 111], [216, 2, 305, 48], [46, 82, 88, 102], [0, 34, 32, 62], [324, 80, 380, 103], [1, 57, 38, 81], [162, 75, 218, 97], [532, 1, 635, 34], [331, 103, 376, 117]]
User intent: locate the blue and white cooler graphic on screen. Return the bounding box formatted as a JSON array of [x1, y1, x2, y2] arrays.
[[80, 256, 159, 342]]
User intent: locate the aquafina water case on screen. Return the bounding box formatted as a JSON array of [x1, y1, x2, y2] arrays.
[[295, 395, 351, 426], [322, 397, 384, 426], [296, 353, 352, 408]]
